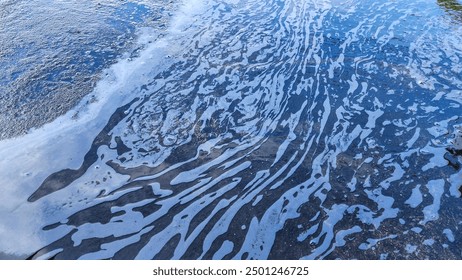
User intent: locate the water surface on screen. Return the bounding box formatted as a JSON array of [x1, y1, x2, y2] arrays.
[[1, 0, 462, 259]]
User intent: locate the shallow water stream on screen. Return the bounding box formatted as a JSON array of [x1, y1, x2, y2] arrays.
[[1, 0, 462, 259]]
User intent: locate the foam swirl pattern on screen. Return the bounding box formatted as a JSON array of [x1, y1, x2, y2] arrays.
[[2, 0, 462, 259]]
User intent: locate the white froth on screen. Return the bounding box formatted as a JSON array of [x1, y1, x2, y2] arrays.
[[212, 240, 234, 259], [0, 0, 208, 256], [405, 185, 423, 208], [421, 179, 445, 225], [405, 244, 417, 254], [1, 0, 462, 259], [358, 234, 398, 251], [423, 239, 435, 246], [449, 169, 462, 198], [443, 229, 455, 243]]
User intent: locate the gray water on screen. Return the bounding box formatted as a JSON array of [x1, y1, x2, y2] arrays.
[[0, 0, 175, 139], [1, 0, 462, 260]]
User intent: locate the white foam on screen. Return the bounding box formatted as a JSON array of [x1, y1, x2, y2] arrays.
[[212, 240, 234, 259], [405, 185, 423, 208], [443, 229, 455, 243], [0, 0, 211, 256], [358, 234, 398, 251], [406, 128, 420, 149], [364, 189, 399, 228], [411, 227, 422, 233], [449, 169, 462, 197], [1, 0, 461, 259], [78, 226, 154, 260], [423, 239, 435, 246], [421, 179, 445, 225], [380, 162, 405, 189], [34, 248, 64, 260], [421, 144, 448, 172], [405, 244, 417, 254]]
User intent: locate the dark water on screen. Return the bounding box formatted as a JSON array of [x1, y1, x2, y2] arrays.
[[1, 0, 462, 259]]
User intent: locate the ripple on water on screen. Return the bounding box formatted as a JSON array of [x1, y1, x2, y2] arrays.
[[1, 0, 462, 260]]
